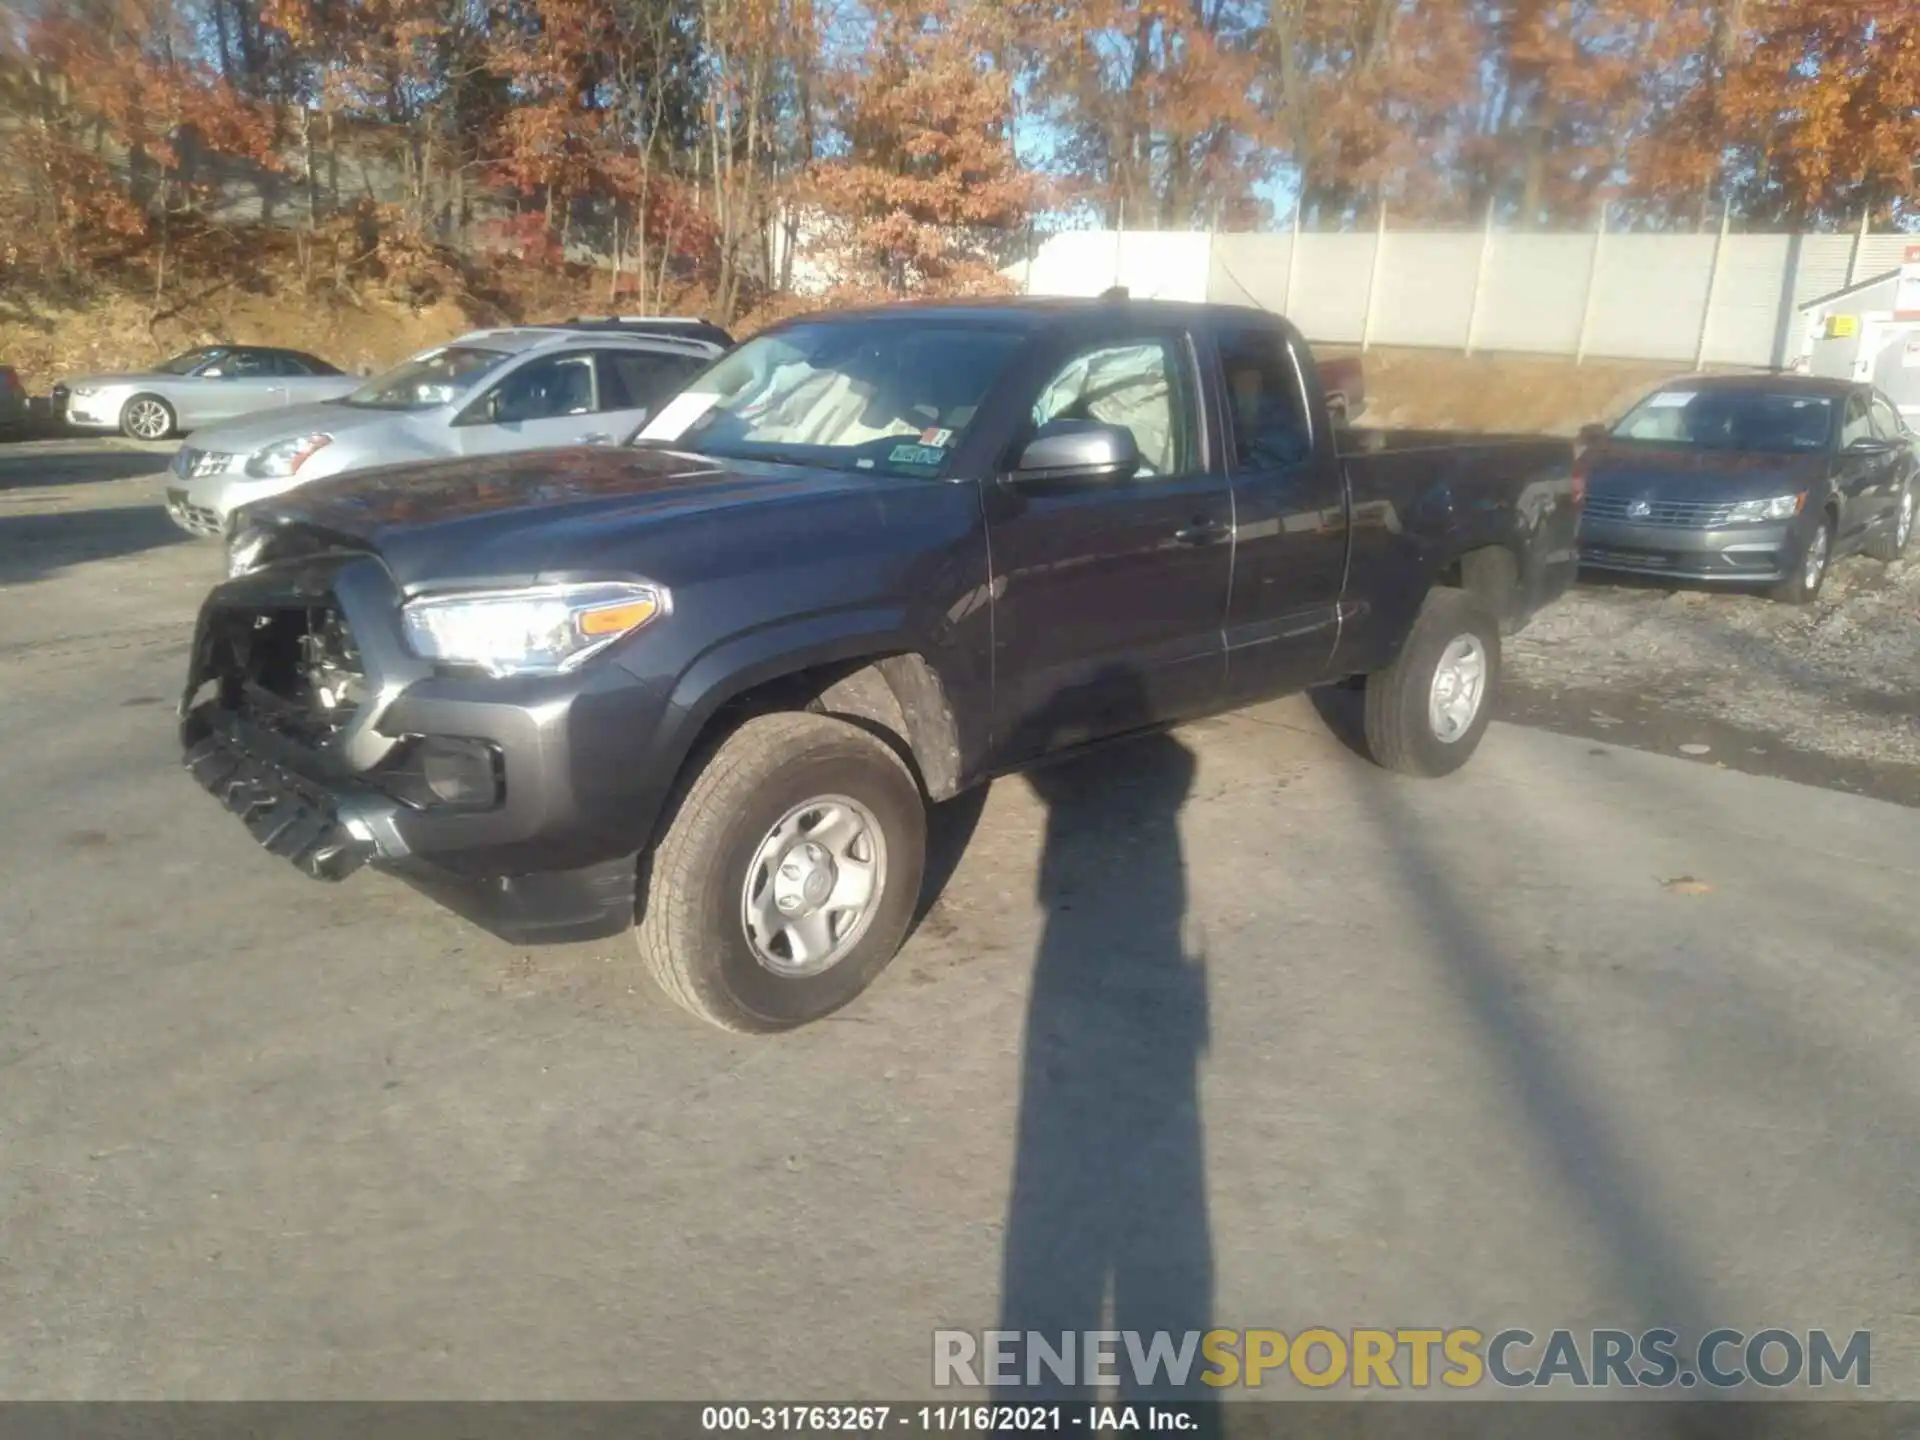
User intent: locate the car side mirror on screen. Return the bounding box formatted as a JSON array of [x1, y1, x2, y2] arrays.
[[1847, 435, 1888, 453], [1578, 423, 1609, 446], [1010, 419, 1140, 485]]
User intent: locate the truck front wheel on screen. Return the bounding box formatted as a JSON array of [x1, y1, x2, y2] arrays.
[[637, 712, 927, 1032], [1361, 589, 1502, 778]]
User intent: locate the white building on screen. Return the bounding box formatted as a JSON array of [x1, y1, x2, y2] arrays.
[[1796, 244, 1920, 422]]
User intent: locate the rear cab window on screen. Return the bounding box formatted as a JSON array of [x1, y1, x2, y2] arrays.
[[1214, 324, 1313, 469]]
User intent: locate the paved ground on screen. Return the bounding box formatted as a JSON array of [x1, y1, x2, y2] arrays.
[[3, 441, 1919, 1400]]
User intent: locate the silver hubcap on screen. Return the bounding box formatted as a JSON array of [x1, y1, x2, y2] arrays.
[[127, 401, 168, 438], [1428, 635, 1488, 744], [1899, 492, 1912, 549], [741, 795, 887, 978], [1804, 525, 1829, 589]]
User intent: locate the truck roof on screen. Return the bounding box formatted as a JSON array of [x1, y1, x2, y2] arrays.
[[776, 295, 1286, 333]]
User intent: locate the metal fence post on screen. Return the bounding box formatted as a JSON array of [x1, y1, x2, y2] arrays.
[[1281, 199, 1301, 318], [1696, 196, 1732, 371], [1361, 200, 1388, 351], [1113, 197, 1126, 292], [1847, 208, 1869, 287], [1575, 202, 1609, 365], [1464, 196, 1496, 355]]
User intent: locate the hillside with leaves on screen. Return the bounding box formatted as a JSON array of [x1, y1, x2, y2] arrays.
[[1, 0, 1917, 382]]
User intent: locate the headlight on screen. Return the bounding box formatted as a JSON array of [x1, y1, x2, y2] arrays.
[[71, 385, 97, 398], [400, 581, 668, 676], [226, 525, 272, 578], [245, 433, 333, 479], [1726, 493, 1805, 523]]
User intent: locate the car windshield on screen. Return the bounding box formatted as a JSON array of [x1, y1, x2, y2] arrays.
[[341, 344, 511, 411], [155, 347, 228, 376], [631, 321, 1024, 478], [1610, 388, 1835, 455]]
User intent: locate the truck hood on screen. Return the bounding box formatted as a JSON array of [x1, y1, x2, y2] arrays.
[[1585, 443, 1830, 501], [188, 399, 402, 454], [251, 444, 935, 590]]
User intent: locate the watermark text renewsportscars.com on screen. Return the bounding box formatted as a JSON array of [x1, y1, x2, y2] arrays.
[[933, 1328, 1871, 1391]]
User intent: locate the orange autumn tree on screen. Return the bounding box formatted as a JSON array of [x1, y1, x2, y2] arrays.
[[807, 0, 1038, 294], [1, 0, 277, 280]]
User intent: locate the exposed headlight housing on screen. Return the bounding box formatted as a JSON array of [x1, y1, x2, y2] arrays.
[[1726, 493, 1806, 523], [245, 433, 333, 479], [226, 525, 272, 579], [70, 385, 97, 397], [400, 581, 668, 677]]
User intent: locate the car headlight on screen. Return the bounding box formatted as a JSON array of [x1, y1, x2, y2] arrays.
[[1726, 493, 1805, 523], [245, 433, 333, 479], [400, 581, 668, 676], [226, 525, 272, 578], [70, 385, 97, 398]]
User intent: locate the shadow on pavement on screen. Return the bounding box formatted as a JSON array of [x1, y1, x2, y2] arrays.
[[998, 669, 1216, 1413], [0, 446, 171, 491], [0, 505, 188, 584]]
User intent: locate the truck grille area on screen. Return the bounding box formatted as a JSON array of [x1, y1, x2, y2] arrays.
[[201, 600, 368, 745]]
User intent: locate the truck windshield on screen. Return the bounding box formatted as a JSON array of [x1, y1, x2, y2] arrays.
[[342, 344, 510, 411], [1610, 389, 1835, 455], [632, 322, 1023, 478]]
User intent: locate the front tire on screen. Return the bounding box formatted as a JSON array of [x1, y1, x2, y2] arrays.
[[1362, 588, 1502, 778], [119, 394, 176, 441], [637, 712, 927, 1033], [1771, 515, 1832, 604], [1864, 484, 1912, 563]]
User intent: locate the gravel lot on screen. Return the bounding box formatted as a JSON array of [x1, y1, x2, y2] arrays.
[[1503, 554, 1920, 807], [5, 438, 1920, 1401]]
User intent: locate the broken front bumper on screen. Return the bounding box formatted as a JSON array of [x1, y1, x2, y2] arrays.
[[177, 553, 673, 944]]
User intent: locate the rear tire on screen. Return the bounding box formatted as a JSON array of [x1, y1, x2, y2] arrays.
[[1771, 515, 1832, 604], [1864, 484, 1912, 563], [637, 712, 927, 1033], [119, 394, 176, 441], [1362, 588, 1502, 778]]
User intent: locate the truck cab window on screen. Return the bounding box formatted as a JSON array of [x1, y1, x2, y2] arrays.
[[1217, 327, 1311, 468], [1030, 338, 1196, 477]]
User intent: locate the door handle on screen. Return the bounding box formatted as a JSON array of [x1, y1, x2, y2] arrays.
[[578, 432, 614, 445], [1173, 518, 1229, 546]]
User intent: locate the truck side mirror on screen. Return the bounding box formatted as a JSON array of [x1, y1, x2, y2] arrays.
[[1010, 419, 1140, 485], [1578, 423, 1608, 446]]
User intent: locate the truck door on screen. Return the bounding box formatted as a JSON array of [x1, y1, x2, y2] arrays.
[[1212, 321, 1349, 700], [985, 324, 1233, 761]]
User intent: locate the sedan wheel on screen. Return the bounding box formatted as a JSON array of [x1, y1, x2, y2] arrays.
[[120, 395, 175, 441], [1867, 486, 1913, 563], [1772, 518, 1832, 604]]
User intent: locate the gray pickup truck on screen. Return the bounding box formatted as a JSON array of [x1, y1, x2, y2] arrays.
[[180, 297, 1582, 1031]]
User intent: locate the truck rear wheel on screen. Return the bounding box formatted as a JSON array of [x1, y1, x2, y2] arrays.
[[637, 712, 927, 1032], [1361, 589, 1501, 778]]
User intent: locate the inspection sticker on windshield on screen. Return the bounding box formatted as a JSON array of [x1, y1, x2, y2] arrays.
[[919, 427, 955, 448], [1645, 391, 1697, 408], [889, 443, 946, 468], [638, 390, 720, 442]]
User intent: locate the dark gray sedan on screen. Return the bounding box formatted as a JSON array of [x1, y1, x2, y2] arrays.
[[1577, 376, 1916, 603]]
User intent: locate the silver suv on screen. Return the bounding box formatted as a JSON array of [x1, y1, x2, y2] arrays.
[[163, 319, 728, 537]]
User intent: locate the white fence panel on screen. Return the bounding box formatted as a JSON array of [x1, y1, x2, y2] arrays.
[[1284, 234, 1377, 343], [1793, 235, 1860, 307], [1702, 234, 1793, 368], [1471, 235, 1595, 355], [1583, 234, 1717, 362], [1022, 230, 1213, 302], [1021, 225, 1916, 368], [1369, 232, 1482, 349], [1208, 232, 1293, 312]]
